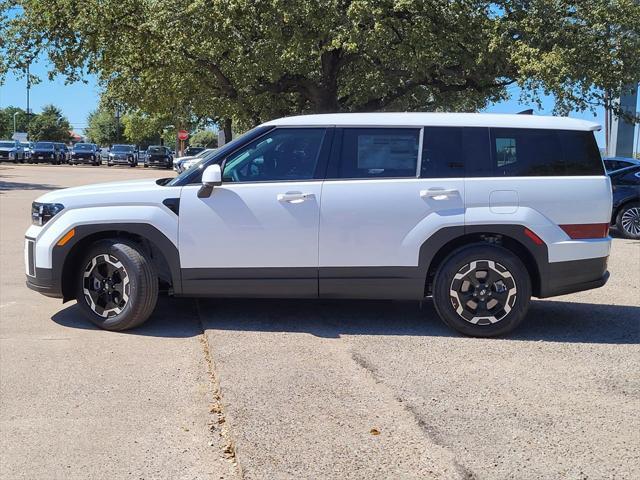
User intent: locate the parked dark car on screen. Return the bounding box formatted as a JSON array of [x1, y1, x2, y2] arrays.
[[604, 156, 640, 173], [70, 143, 100, 166], [0, 140, 25, 162], [56, 143, 71, 163], [31, 141, 63, 164], [609, 165, 640, 239], [107, 144, 138, 167], [144, 145, 173, 169], [184, 146, 206, 157]]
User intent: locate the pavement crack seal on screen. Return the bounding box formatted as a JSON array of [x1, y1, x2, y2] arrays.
[[350, 349, 478, 480], [196, 299, 244, 479]]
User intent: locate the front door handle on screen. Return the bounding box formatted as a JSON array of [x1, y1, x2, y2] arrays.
[[420, 188, 459, 199], [277, 192, 312, 203]]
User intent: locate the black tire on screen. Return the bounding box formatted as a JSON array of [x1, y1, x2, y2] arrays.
[[615, 202, 640, 240], [432, 244, 532, 337], [75, 240, 158, 331]]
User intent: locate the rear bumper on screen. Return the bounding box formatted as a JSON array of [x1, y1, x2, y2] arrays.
[[26, 268, 62, 298], [538, 256, 609, 298]]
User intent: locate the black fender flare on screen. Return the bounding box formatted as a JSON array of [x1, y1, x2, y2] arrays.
[[54, 223, 182, 300]]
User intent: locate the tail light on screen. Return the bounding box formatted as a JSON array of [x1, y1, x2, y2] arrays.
[[559, 223, 609, 239]]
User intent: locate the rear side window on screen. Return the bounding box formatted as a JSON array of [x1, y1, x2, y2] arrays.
[[421, 127, 492, 178], [490, 128, 603, 176], [560, 131, 604, 175], [336, 128, 420, 178]]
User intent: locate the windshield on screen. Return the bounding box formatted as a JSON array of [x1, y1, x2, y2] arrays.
[[196, 148, 214, 157], [21, 142, 30, 148], [112, 145, 135, 152], [148, 146, 166, 154], [74, 143, 93, 151], [168, 126, 270, 186], [34, 142, 54, 149], [0, 141, 15, 148]]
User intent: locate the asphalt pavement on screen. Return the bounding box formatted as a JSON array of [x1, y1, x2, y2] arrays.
[[1, 164, 638, 479]]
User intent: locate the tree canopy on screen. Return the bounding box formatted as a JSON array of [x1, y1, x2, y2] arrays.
[[25, 105, 71, 141], [2, 1, 639, 137], [190, 130, 218, 148], [0, 106, 30, 139]]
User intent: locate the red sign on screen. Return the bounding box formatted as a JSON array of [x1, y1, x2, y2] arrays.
[[178, 129, 189, 141]]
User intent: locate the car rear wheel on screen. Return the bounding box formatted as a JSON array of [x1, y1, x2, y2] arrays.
[[75, 240, 158, 331], [432, 244, 531, 337], [616, 202, 640, 239]]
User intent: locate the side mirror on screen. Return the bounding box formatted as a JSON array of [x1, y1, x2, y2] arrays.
[[198, 164, 222, 198]]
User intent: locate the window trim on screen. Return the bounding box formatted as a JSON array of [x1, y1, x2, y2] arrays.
[[416, 127, 424, 177]]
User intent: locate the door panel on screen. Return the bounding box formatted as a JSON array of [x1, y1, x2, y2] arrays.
[[177, 127, 331, 297], [179, 181, 322, 296], [318, 127, 465, 299]]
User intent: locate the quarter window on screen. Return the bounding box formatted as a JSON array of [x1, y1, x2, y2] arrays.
[[222, 128, 326, 182], [337, 128, 420, 178], [491, 129, 564, 176]]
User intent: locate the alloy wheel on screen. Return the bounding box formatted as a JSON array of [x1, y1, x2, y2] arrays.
[[449, 260, 517, 325], [82, 254, 130, 318], [621, 207, 640, 236]]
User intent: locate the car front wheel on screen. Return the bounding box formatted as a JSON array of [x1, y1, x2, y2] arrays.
[[432, 244, 531, 337], [76, 240, 158, 331]]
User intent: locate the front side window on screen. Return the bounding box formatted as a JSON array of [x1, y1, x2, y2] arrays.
[[337, 128, 420, 179], [222, 128, 326, 182]]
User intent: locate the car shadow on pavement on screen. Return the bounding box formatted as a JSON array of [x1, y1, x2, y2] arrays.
[[196, 298, 640, 345], [0, 179, 62, 191], [51, 297, 203, 338], [52, 296, 639, 344]]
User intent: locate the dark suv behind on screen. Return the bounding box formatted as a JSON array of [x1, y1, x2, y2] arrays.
[[70, 143, 100, 166], [610, 165, 640, 239], [32, 142, 62, 164], [144, 145, 173, 169], [107, 144, 138, 167]]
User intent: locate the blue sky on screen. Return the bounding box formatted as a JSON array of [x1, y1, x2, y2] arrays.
[[1, 58, 635, 148]]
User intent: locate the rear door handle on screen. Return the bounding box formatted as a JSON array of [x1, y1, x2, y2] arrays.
[[420, 188, 459, 199], [277, 192, 312, 203]]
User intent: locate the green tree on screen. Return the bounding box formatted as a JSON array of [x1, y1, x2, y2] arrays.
[[27, 105, 71, 142], [189, 130, 218, 148], [2, 1, 639, 137], [0, 106, 30, 139], [121, 111, 174, 147], [85, 108, 120, 146]]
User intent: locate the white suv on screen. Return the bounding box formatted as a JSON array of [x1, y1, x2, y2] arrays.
[[25, 113, 612, 337]]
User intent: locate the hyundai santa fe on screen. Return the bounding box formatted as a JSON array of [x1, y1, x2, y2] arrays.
[[24, 113, 612, 337]]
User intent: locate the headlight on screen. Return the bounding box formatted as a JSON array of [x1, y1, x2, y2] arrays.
[[32, 202, 65, 226]]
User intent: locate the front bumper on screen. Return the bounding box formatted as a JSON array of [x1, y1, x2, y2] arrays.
[[108, 156, 135, 165], [32, 153, 56, 162], [71, 155, 97, 163], [538, 256, 609, 298], [26, 268, 62, 298], [146, 157, 171, 167]]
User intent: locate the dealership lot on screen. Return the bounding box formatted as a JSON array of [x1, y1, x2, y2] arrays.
[[1, 165, 639, 479]]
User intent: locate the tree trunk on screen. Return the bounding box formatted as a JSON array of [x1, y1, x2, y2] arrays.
[[223, 118, 232, 144]]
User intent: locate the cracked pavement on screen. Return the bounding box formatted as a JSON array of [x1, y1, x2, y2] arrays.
[[2, 165, 639, 479]]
